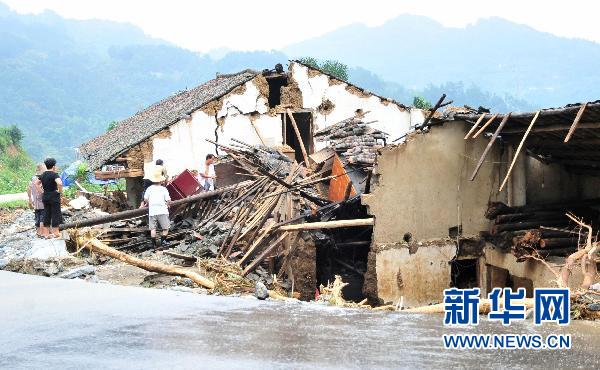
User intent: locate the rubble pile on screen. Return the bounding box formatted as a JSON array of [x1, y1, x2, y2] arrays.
[[314, 117, 387, 165], [2, 137, 376, 304], [61, 139, 363, 299]]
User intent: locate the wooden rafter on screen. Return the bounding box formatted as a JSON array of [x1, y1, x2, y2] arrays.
[[463, 113, 486, 139], [472, 113, 499, 138], [499, 111, 540, 192], [469, 113, 512, 181], [564, 103, 588, 143]]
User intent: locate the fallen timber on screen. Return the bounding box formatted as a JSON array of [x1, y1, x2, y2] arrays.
[[485, 201, 599, 260], [59, 181, 253, 230], [404, 299, 535, 314], [279, 218, 374, 231], [70, 230, 287, 299]]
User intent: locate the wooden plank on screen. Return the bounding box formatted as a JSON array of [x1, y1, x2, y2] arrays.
[[564, 103, 588, 143], [286, 109, 310, 166], [282, 113, 287, 145], [279, 218, 374, 231], [471, 113, 499, 138], [328, 153, 355, 202], [499, 111, 540, 192], [469, 113, 511, 181], [94, 168, 143, 180], [464, 113, 486, 139], [242, 232, 289, 276]]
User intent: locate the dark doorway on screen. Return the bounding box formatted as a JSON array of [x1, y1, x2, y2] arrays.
[[283, 112, 313, 164], [315, 199, 372, 302], [451, 258, 478, 289], [266, 75, 287, 108]]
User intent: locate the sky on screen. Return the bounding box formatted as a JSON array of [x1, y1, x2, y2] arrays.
[[4, 0, 600, 52]]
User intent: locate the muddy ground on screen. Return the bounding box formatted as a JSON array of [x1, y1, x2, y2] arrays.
[[0, 207, 299, 301]]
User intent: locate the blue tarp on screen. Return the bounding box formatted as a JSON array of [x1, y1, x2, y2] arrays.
[[61, 161, 116, 187]]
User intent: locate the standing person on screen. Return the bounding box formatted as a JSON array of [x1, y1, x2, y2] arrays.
[[38, 158, 63, 238], [142, 159, 168, 200], [199, 154, 216, 191], [27, 163, 45, 237], [140, 167, 171, 247]]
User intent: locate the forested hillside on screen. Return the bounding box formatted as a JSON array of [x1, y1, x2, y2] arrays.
[[0, 125, 35, 194]]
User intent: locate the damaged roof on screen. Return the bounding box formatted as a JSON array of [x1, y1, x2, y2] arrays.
[[80, 70, 258, 170], [290, 60, 408, 110], [447, 100, 600, 175]]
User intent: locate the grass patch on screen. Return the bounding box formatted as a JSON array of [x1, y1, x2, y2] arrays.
[[0, 199, 28, 209], [0, 150, 35, 195]]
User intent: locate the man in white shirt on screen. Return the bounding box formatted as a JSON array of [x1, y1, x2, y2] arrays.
[[199, 154, 216, 191], [141, 167, 171, 247]]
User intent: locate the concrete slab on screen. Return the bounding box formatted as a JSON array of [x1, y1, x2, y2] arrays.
[[27, 238, 68, 259]]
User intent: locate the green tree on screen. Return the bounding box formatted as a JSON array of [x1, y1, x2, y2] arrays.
[[75, 162, 89, 182], [298, 57, 349, 82], [7, 125, 23, 146], [412, 96, 433, 110], [298, 57, 319, 69], [320, 60, 349, 82]]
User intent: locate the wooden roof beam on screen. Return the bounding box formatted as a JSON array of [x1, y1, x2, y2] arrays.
[[469, 113, 511, 181], [564, 103, 588, 142], [501, 120, 600, 134]]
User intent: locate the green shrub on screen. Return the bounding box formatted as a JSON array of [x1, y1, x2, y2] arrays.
[[298, 57, 349, 82], [412, 96, 433, 110]]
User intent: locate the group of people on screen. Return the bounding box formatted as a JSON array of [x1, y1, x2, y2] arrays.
[[139, 154, 217, 247], [27, 157, 63, 238], [26, 154, 217, 246]]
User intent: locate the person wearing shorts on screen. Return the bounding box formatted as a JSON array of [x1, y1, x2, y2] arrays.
[[141, 167, 171, 247]]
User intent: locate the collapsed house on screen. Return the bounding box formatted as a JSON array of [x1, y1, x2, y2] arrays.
[[362, 101, 600, 306], [75, 61, 426, 305], [80, 60, 424, 207]]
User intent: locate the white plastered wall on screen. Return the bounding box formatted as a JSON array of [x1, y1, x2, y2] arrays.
[[290, 62, 424, 150], [147, 79, 282, 176]]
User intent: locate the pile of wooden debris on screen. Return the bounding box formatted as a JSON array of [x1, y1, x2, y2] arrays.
[[63, 139, 374, 301], [484, 200, 599, 261]]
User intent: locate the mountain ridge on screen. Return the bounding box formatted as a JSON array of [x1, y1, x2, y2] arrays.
[[0, 2, 594, 163]]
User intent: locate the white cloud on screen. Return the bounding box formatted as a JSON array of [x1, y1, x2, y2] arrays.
[[3, 0, 600, 52]]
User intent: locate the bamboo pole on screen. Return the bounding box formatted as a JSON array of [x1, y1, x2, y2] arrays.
[[279, 218, 374, 231], [242, 232, 289, 276], [286, 109, 310, 166], [250, 120, 267, 146], [471, 113, 499, 138], [499, 111, 540, 192], [463, 113, 486, 139], [469, 113, 511, 181], [564, 103, 587, 143], [403, 298, 535, 314]]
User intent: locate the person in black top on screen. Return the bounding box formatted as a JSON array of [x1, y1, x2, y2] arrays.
[[37, 157, 63, 238]]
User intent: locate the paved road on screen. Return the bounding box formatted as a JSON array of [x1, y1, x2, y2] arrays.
[[0, 271, 599, 369], [0, 192, 28, 203]]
